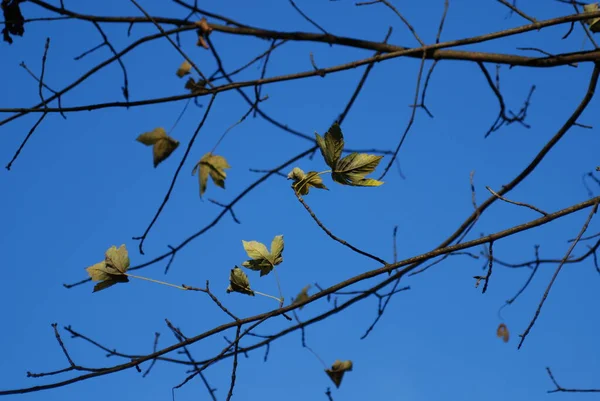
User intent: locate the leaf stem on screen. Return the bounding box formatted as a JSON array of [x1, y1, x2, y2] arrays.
[[253, 290, 282, 303], [272, 269, 285, 307], [124, 273, 188, 290], [317, 169, 331, 175]]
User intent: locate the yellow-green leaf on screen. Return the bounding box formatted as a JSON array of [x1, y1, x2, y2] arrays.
[[332, 153, 384, 187], [136, 127, 168, 145], [325, 360, 353, 388], [288, 168, 328, 195], [270, 235, 284, 266], [226, 266, 255, 296], [85, 244, 131, 293], [315, 122, 344, 169], [241, 235, 285, 276], [192, 153, 230, 198], [137, 128, 179, 168]]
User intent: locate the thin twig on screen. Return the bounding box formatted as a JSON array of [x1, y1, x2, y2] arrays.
[[486, 186, 548, 216], [294, 191, 388, 266], [518, 201, 598, 349]]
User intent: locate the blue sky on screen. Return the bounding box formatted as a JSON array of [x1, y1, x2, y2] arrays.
[[1, 1, 600, 400]]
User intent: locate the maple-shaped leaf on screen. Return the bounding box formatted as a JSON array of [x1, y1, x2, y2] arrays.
[[241, 235, 284, 276], [85, 244, 130, 293], [325, 360, 353, 388], [176, 60, 192, 78], [315, 122, 344, 169], [287, 167, 328, 195], [136, 127, 180, 168], [332, 153, 384, 187], [226, 266, 255, 296], [497, 323, 509, 343], [292, 285, 311, 309], [192, 152, 230, 198]]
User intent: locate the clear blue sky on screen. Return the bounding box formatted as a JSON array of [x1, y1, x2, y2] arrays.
[[1, 1, 600, 400]]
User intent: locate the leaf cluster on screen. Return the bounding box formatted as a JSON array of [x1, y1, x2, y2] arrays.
[[288, 123, 384, 195]]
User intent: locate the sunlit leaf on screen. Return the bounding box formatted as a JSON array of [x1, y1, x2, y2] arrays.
[[85, 245, 131, 293], [226, 266, 255, 296], [497, 323, 509, 343], [176, 60, 192, 78], [288, 167, 328, 195], [136, 128, 180, 168], [315, 122, 344, 169], [325, 360, 353, 388], [241, 235, 284, 276], [292, 285, 310, 309], [332, 153, 384, 187], [192, 153, 230, 198]]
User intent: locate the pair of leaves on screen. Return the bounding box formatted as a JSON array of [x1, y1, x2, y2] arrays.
[[85, 245, 130, 292], [137, 128, 180, 167], [497, 323, 509, 343], [316, 123, 383, 187], [192, 152, 230, 198], [226, 267, 254, 296], [325, 360, 353, 388], [241, 235, 284, 276], [287, 167, 328, 195]]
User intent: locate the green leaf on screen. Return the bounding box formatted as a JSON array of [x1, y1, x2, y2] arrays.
[[226, 266, 255, 296], [292, 285, 310, 309], [315, 122, 344, 169], [192, 152, 230, 198], [288, 167, 328, 195], [137, 128, 180, 168], [85, 245, 131, 293], [241, 235, 284, 276], [325, 360, 353, 388], [332, 153, 384, 187]]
